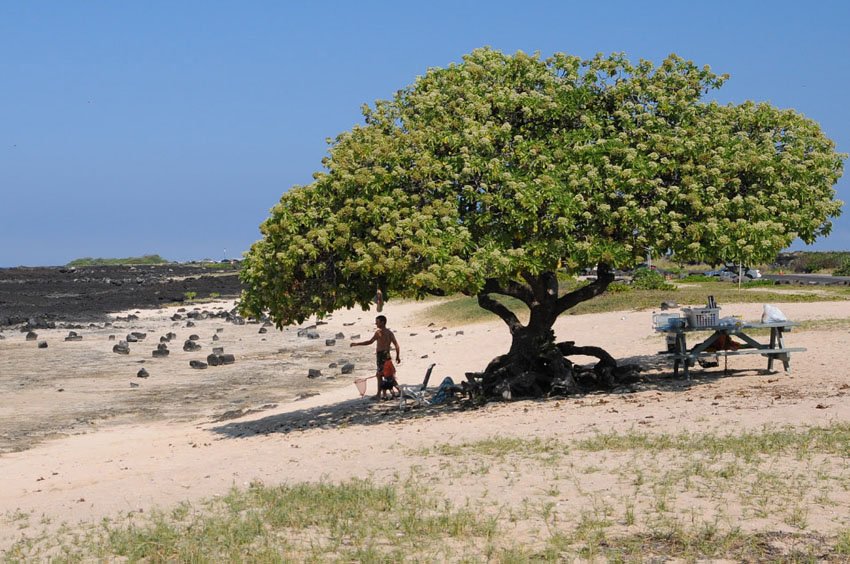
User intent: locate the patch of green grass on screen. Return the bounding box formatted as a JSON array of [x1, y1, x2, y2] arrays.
[[4, 479, 499, 562], [419, 436, 566, 461], [565, 528, 831, 562], [681, 274, 717, 283], [836, 529, 850, 555], [418, 424, 850, 465], [575, 424, 850, 461], [796, 317, 850, 332], [417, 280, 849, 326]]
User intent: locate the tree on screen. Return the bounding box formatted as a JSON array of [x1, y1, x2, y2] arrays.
[[240, 49, 844, 398]]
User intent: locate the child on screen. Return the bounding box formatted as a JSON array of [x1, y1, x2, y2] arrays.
[[379, 358, 400, 399]]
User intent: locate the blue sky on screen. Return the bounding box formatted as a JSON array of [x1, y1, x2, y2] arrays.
[[2, 1, 848, 267]]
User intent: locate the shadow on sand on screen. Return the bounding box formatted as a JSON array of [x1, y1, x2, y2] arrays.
[[209, 354, 779, 440], [209, 393, 467, 440]]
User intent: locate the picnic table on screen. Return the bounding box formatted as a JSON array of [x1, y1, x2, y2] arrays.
[[658, 320, 806, 380]]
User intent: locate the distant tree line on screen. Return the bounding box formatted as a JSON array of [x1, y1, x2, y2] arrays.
[[774, 251, 850, 275], [66, 255, 170, 267]]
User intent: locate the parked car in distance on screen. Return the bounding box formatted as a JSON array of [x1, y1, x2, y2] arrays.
[[704, 264, 762, 281]]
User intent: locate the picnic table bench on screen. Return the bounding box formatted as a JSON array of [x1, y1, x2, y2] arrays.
[[657, 320, 806, 380]]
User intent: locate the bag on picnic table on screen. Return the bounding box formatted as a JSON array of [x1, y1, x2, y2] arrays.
[[761, 304, 788, 323]]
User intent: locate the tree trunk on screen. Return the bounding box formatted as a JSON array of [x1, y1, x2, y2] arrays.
[[472, 265, 634, 399]]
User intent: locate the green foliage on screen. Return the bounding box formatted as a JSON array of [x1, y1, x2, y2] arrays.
[[241, 48, 844, 325], [605, 281, 632, 293], [780, 251, 850, 273], [834, 257, 850, 276], [631, 269, 675, 290], [183, 291, 197, 302], [740, 278, 776, 287], [66, 255, 169, 267]]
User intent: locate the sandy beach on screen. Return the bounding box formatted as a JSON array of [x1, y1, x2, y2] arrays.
[[1, 295, 849, 556]]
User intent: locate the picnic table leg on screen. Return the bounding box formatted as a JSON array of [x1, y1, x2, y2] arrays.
[[767, 327, 777, 371], [777, 327, 791, 372], [674, 332, 689, 380], [766, 327, 792, 372]]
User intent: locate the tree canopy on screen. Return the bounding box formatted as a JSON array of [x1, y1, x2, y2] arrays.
[[240, 48, 844, 328]]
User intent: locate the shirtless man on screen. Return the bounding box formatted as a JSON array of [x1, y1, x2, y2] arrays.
[[350, 315, 400, 397]]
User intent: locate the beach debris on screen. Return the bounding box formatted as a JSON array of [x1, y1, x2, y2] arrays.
[[189, 360, 208, 369], [25, 331, 38, 341], [307, 368, 322, 379], [113, 341, 130, 354], [343, 322, 355, 326], [341, 362, 355, 374], [65, 331, 83, 341], [325, 339, 336, 346], [137, 368, 150, 378], [660, 301, 679, 310], [38, 340, 48, 348], [183, 340, 201, 352]]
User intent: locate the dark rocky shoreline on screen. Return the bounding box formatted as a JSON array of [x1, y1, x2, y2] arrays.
[[0, 264, 243, 328]]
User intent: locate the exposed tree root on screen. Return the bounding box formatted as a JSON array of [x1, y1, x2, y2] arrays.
[[465, 342, 642, 401]]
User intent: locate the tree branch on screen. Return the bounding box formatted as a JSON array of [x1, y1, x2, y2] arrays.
[[481, 278, 534, 305], [555, 262, 615, 316], [477, 292, 523, 333]]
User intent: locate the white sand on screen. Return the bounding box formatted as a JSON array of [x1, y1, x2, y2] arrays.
[[1, 296, 849, 550]]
